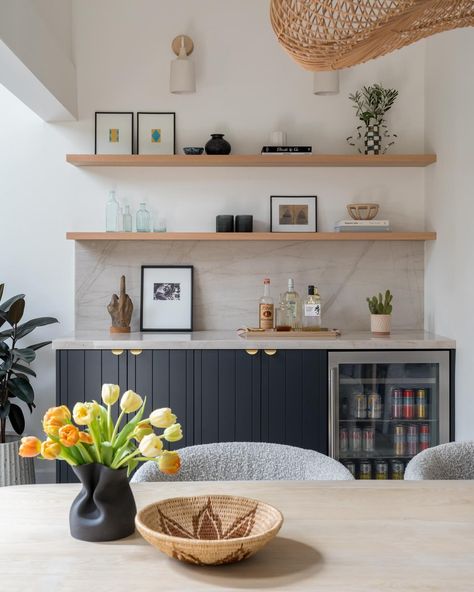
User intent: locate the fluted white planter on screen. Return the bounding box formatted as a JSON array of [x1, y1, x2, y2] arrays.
[[370, 314, 392, 336], [0, 436, 35, 487]]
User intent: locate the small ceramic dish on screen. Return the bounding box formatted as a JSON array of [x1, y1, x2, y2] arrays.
[[183, 147, 204, 155]]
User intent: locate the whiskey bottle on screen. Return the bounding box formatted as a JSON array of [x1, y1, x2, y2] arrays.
[[283, 278, 301, 329], [259, 278, 274, 330], [303, 285, 322, 328]]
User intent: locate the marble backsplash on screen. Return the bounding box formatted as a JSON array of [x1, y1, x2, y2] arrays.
[[75, 240, 424, 332]]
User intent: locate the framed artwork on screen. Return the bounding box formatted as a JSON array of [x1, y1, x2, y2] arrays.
[[140, 265, 193, 332], [270, 195, 318, 232], [137, 112, 176, 155], [95, 112, 133, 155]]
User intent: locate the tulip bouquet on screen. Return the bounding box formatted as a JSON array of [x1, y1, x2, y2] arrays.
[[19, 384, 182, 476]]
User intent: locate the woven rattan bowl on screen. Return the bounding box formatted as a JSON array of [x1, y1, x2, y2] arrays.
[[347, 203, 379, 220], [136, 495, 283, 566]]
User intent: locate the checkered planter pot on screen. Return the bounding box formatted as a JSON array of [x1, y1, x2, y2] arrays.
[[364, 125, 381, 155]]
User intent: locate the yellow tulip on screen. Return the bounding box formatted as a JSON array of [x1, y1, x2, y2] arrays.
[[158, 450, 181, 475], [73, 401, 99, 426], [41, 439, 61, 460], [163, 423, 183, 443], [78, 431, 93, 445], [149, 408, 177, 429], [120, 390, 143, 414], [133, 420, 153, 442], [42, 405, 71, 436], [138, 433, 163, 457], [18, 436, 42, 458], [101, 383, 120, 406], [58, 424, 80, 448]]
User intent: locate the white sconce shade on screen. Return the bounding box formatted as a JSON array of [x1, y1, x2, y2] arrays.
[[170, 35, 196, 94], [313, 70, 339, 95]]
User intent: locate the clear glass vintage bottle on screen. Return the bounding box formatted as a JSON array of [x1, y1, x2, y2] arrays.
[[105, 190, 119, 232], [123, 205, 133, 232], [136, 203, 151, 232], [259, 278, 274, 330], [303, 285, 322, 329], [282, 278, 301, 329]]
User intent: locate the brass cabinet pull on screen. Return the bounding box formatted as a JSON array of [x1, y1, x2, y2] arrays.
[[245, 349, 259, 356], [130, 349, 143, 356], [264, 349, 277, 356], [111, 349, 124, 356]]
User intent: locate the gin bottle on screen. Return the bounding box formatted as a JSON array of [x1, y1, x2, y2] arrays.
[[105, 190, 119, 232], [282, 278, 301, 329], [303, 285, 322, 328], [136, 203, 151, 232]]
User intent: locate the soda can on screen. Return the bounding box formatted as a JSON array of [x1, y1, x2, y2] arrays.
[[394, 424, 406, 456], [375, 460, 388, 480], [343, 461, 356, 477], [419, 423, 430, 451], [349, 427, 361, 452], [407, 424, 418, 456], [353, 393, 367, 419], [359, 461, 372, 480], [362, 427, 375, 452], [339, 427, 349, 453], [391, 459, 405, 480], [416, 389, 428, 419], [403, 389, 415, 419], [391, 388, 403, 419], [367, 392, 382, 419]]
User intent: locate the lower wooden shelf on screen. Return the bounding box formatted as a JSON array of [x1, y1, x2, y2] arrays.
[[66, 231, 436, 241]]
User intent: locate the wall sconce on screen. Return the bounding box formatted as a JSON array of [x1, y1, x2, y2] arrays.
[[170, 35, 196, 94], [313, 71, 340, 95]]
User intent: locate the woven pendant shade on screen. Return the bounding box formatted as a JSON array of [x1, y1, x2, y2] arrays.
[[270, 0, 474, 71]]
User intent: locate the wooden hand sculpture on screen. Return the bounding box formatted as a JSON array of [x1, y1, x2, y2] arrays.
[[107, 275, 133, 333]]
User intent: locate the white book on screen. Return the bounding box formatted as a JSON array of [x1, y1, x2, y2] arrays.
[[335, 219, 390, 227]]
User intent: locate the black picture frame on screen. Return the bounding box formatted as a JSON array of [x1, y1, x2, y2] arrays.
[[137, 112, 176, 155], [140, 265, 193, 332], [94, 111, 134, 155], [270, 195, 318, 232]]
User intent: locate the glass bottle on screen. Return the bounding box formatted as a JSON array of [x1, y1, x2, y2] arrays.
[[136, 203, 151, 232], [105, 190, 119, 232], [276, 297, 292, 331], [123, 205, 133, 232], [259, 278, 274, 330], [282, 278, 301, 329], [303, 285, 322, 329]]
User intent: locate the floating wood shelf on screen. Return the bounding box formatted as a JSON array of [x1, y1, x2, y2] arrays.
[[66, 154, 437, 168], [66, 232, 436, 241]]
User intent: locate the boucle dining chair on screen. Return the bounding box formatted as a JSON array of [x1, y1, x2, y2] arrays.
[[404, 441, 474, 480], [131, 442, 354, 482]]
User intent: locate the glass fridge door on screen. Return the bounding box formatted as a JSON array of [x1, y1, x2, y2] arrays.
[[328, 351, 450, 480]]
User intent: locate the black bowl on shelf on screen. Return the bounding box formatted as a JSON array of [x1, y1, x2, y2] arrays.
[[183, 147, 204, 155]]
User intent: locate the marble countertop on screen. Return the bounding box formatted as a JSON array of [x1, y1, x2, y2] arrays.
[[52, 330, 456, 350]]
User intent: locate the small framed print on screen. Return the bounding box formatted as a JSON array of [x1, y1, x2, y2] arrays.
[[95, 112, 133, 155], [137, 112, 176, 155], [140, 265, 193, 332], [270, 195, 318, 232]]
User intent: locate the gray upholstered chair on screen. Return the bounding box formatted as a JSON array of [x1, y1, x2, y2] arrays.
[[404, 441, 474, 480], [131, 442, 354, 482]]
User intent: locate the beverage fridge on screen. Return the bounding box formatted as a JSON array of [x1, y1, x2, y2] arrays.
[[328, 352, 451, 480]]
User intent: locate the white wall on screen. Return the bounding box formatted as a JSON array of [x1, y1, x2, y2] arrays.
[[424, 29, 474, 441]]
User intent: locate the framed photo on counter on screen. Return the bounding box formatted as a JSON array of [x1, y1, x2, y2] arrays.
[[270, 195, 318, 232], [95, 112, 133, 155], [137, 112, 176, 155], [140, 265, 193, 331]]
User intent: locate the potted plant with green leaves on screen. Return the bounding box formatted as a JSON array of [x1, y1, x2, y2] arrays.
[[367, 290, 393, 336], [0, 283, 58, 486]]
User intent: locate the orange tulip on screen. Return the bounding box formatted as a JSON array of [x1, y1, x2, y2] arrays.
[[43, 405, 71, 436], [158, 450, 181, 475], [78, 431, 93, 445], [18, 436, 41, 458], [41, 439, 61, 460], [58, 424, 80, 448]]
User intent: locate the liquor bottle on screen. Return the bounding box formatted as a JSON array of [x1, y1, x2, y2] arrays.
[[136, 203, 151, 232], [303, 285, 322, 328], [105, 190, 119, 232], [123, 205, 133, 232], [282, 278, 301, 329], [259, 278, 274, 330]]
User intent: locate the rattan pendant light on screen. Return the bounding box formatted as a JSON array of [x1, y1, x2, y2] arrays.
[[270, 0, 474, 71]]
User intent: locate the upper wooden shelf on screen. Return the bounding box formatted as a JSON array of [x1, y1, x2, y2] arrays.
[[66, 232, 436, 241], [66, 154, 437, 168]]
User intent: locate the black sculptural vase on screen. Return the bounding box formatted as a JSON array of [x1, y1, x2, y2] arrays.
[[205, 133, 231, 155], [70, 463, 136, 542]]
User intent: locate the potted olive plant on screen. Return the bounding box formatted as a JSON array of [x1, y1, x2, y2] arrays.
[[367, 290, 393, 336], [0, 283, 58, 485]]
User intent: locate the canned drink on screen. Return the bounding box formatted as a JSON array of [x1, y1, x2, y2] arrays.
[[362, 427, 375, 452], [375, 460, 388, 480], [416, 389, 428, 419], [349, 427, 362, 452], [403, 389, 415, 419], [419, 423, 430, 451], [391, 388, 403, 419], [343, 461, 356, 477], [339, 427, 349, 453], [353, 393, 367, 419], [367, 392, 382, 419], [394, 424, 406, 456], [407, 424, 418, 456], [359, 461, 372, 480], [391, 459, 405, 480]]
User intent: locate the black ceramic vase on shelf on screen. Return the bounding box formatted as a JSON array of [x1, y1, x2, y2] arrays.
[[205, 133, 231, 155], [69, 463, 136, 542]]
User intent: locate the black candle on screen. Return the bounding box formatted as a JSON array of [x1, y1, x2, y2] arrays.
[[216, 215, 234, 232], [235, 215, 253, 232]]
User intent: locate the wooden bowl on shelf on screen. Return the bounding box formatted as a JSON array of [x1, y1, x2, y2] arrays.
[[136, 494, 283, 566], [347, 203, 379, 220]]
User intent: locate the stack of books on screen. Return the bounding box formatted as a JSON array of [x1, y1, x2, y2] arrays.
[[261, 146, 312, 154], [335, 220, 391, 232]]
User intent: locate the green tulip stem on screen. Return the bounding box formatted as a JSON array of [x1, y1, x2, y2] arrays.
[[58, 449, 78, 466], [110, 409, 126, 446], [88, 423, 103, 463], [111, 447, 141, 469], [107, 404, 113, 440], [76, 442, 94, 464]]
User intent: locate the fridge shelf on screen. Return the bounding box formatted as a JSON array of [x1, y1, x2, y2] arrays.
[[341, 454, 416, 460], [339, 378, 437, 385], [339, 419, 438, 423]]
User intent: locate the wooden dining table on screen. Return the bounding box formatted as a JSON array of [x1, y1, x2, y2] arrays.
[[1, 480, 474, 592]]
